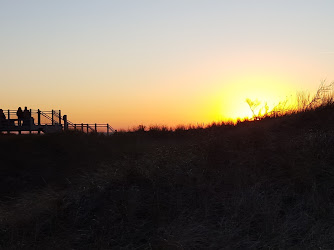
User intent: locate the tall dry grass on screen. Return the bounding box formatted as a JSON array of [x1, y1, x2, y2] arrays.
[[246, 81, 334, 120], [1, 83, 334, 248]]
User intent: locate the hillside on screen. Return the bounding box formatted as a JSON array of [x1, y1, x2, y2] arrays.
[[1, 105, 334, 249]]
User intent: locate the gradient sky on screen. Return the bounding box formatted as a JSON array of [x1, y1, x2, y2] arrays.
[[1, 1, 334, 129]]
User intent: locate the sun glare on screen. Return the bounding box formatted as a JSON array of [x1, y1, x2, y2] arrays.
[[220, 75, 297, 121]]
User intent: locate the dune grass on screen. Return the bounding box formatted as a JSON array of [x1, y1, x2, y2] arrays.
[[1, 85, 334, 248]]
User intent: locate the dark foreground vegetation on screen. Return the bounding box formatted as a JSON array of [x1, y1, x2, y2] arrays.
[[1, 104, 334, 249]]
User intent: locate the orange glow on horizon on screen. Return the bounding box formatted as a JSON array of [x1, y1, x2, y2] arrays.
[[53, 74, 301, 129]]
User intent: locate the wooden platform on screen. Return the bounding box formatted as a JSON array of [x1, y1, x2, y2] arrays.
[[0, 109, 115, 134]]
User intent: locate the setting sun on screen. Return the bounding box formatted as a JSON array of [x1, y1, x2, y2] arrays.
[[219, 75, 297, 121]]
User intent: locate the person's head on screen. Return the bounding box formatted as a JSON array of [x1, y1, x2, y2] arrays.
[[18, 107, 22, 111], [24, 107, 28, 111], [0, 109, 3, 113]]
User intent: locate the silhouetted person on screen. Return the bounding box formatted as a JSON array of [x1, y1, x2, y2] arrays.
[[16, 107, 23, 126], [23, 107, 33, 126], [0, 109, 6, 128]]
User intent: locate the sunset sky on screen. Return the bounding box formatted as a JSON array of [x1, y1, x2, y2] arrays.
[[1, 1, 334, 129]]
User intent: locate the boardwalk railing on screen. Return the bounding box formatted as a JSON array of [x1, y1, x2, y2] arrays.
[[0, 109, 115, 135], [67, 123, 115, 135]]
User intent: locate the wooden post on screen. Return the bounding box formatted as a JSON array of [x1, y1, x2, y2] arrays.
[[74, 124, 77, 131], [51, 110, 54, 125], [7, 110, 10, 134], [37, 109, 41, 134], [107, 124, 109, 136], [29, 109, 32, 134], [58, 110, 61, 125], [95, 123, 97, 133], [81, 123, 84, 132], [38, 109, 41, 125], [63, 115, 68, 131], [86, 124, 89, 134]]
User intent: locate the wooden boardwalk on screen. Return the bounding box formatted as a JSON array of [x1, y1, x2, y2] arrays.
[[0, 109, 115, 135]]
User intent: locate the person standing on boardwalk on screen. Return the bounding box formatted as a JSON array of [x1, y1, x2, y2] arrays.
[[16, 107, 23, 126], [0, 109, 6, 128], [23, 107, 31, 126]]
